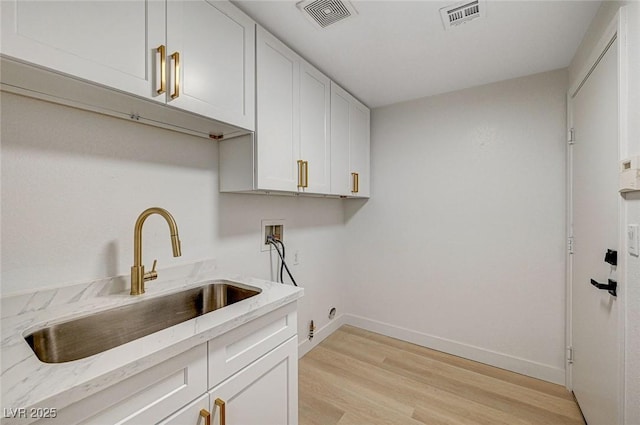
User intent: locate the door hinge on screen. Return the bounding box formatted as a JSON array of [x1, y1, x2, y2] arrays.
[[568, 236, 575, 254], [568, 128, 575, 145], [567, 346, 574, 364]]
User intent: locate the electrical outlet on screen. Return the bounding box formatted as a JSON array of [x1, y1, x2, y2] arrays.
[[261, 219, 284, 252], [293, 250, 300, 265]]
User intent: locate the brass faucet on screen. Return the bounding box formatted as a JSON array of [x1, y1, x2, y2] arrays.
[[130, 207, 182, 295]]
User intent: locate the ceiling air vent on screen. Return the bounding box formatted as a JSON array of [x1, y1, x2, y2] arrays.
[[440, 0, 485, 30], [296, 0, 358, 29]]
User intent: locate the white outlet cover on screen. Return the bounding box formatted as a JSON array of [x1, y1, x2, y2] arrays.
[[629, 224, 639, 256]]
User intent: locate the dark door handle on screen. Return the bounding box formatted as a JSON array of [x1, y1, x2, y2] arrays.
[[590, 279, 617, 297]]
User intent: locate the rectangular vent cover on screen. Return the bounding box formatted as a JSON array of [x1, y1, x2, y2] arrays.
[[297, 0, 358, 29], [440, 0, 485, 30]]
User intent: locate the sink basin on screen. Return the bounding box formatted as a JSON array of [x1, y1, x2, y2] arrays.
[[25, 281, 261, 364]]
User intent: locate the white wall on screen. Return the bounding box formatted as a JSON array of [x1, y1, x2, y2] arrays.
[[0, 92, 348, 348], [344, 69, 568, 383], [569, 2, 640, 422]]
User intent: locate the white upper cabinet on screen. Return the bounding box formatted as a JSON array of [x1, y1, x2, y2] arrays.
[[215, 26, 369, 198], [330, 82, 370, 198], [166, 1, 255, 130], [0, 0, 165, 102], [253, 26, 331, 194], [300, 62, 331, 194], [1, 0, 255, 130], [255, 26, 300, 192]]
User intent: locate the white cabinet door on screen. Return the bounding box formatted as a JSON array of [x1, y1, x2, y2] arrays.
[[256, 26, 300, 192], [330, 82, 370, 197], [157, 393, 210, 425], [350, 99, 371, 198], [209, 337, 298, 425], [299, 61, 331, 194], [166, 0, 255, 130], [330, 83, 351, 196], [0, 0, 165, 102]]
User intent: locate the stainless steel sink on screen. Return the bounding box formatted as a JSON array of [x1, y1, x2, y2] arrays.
[[25, 281, 261, 364]]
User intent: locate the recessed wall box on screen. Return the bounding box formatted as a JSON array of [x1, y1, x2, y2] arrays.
[[261, 219, 285, 252], [619, 156, 640, 193]]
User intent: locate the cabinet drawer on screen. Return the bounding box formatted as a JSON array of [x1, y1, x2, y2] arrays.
[[208, 302, 297, 388], [35, 344, 207, 425]]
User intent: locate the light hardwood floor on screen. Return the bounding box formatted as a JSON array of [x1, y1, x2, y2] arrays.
[[299, 325, 584, 425]]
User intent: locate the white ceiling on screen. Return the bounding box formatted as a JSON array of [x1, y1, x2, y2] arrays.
[[232, 0, 601, 108]]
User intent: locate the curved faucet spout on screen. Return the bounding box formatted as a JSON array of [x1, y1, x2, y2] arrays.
[[131, 207, 182, 295]]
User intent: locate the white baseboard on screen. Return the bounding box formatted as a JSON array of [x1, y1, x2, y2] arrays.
[[340, 314, 566, 385], [298, 313, 346, 358]]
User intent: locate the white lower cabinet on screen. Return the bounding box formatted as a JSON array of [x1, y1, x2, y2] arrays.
[[33, 303, 298, 425], [209, 337, 298, 425]]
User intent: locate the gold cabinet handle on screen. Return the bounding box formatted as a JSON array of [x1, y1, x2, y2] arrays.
[[215, 398, 226, 425], [304, 161, 309, 188], [170, 51, 180, 99], [297, 160, 304, 188], [156, 45, 166, 95], [200, 409, 211, 425], [351, 172, 359, 193]]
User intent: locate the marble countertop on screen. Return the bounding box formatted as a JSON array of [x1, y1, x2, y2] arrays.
[[0, 260, 303, 424]]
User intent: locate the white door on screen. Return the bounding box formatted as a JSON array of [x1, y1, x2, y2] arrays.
[[166, 0, 255, 130], [256, 27, 300, 192], [570, 37, 620, 425], [0, 0, 165, 102], [300, 61, 331, 194]]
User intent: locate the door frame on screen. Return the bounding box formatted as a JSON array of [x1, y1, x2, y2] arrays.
[[565, 6, 630, 422]]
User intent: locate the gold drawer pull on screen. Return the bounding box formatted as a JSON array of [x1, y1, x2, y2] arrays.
[[297, 160, 304, 188], [200, 408, 211, 425], [304, 161, 309, 188], [215, 398, 226, 425], [171, 51, 180, 99], [351, 172, 359, 193], [157, 45, 166, 95]]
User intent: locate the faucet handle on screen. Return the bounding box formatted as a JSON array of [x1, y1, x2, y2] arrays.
[[144, 259, 158, 282]]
